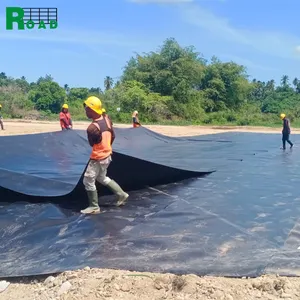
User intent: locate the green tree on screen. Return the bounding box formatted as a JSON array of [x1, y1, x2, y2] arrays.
[[121, 37, 205, 96], [37, 74, 53, 85], [0, 72, 7, 79], [3, 37, 300, 126], [281, 75, 289, 89], [15, 77, 30, 93], [64, 84, 70, 95], [104, 76, 114, 90], [68, 88, 89, 103], [29, 81, 66, 113]]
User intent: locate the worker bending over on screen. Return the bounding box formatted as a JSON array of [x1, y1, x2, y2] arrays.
[[59, 104, 73, 130], [0, 104, 4, 130], [280, 113, 293, 150], [132, 110, 141, 128], [81, 96, 129, 214]]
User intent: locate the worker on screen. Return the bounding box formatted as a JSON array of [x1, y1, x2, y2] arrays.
[[59, 104, 73, 130], [102, 108, 113, 124], [280, 113, 293, 150], [81, 96, 129, 214], [132, 110, 141, 128], [0, 104, 4, 130]]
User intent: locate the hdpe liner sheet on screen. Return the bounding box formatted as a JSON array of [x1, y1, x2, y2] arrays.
[[1, 128, 300, 278], [0, 128, 209, 198]]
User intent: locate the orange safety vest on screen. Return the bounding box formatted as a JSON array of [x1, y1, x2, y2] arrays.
[[60, 112, 71, 129], [90, 116, 113, 160]]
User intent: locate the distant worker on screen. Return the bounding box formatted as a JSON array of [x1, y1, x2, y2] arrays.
[[0, 104, 4, 130], [81, 96, 129, 214], [132, 110, 141, 128], [59, 103, 73, 130], [280, 113, 293, 150]]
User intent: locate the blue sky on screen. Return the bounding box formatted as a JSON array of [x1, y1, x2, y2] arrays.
[[0, 0, 300, 89]]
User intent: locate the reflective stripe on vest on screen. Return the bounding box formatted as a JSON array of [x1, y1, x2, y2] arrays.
[[90, 116, 113, 160]]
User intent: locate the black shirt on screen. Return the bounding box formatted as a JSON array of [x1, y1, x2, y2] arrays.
[[282, 118, 291, 134]]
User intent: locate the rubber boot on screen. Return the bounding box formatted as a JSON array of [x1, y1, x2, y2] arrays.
[[80, 190, 100, 214], [106, 180, 129, 206]]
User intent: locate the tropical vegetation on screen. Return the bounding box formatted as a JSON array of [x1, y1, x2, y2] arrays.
[[1, 38, 299, 127]]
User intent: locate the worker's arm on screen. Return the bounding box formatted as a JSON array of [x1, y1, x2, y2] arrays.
[[111, 127, 115, 145], [132, 117, 140, 125], [283, 119, 291, 133], [107, 115, 113, 125], [110, 119, 116, 145], [86, 124, 102, 147], [60, 113, 69, 128]]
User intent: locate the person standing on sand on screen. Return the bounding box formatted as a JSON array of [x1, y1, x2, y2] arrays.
[[280, 113, 293, 150], [132, 110, 141, 128], [59, 104, 73, 130], [81, 96, 129, 214], [0, 104, 4, 130]]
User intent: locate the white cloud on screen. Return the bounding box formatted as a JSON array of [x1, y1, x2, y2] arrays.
[[0, 15, 137, 47], [128, 0, 193, 3], [0, 29, 137, 47], [295, 45, 300, 54], [177, 3, 300, 60], [220, 54, 277, 72]]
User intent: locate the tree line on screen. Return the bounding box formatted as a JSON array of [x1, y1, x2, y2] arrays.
[[1, 37, 299, 126]]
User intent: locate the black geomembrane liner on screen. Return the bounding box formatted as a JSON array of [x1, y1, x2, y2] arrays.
[[0, 127, 300, 278]]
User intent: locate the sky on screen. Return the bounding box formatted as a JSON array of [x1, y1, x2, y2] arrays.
[[0, 0, 300, 90]]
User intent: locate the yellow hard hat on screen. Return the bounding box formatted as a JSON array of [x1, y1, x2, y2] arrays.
[[102, 108, 106, 113], [84, 96, 102, 115], [0, 104, 2, 108], [280, 113, 286, 120], [62, 103, 69, 109]]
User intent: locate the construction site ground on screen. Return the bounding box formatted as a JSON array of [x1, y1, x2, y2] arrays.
[[0, 120, 299, 300]]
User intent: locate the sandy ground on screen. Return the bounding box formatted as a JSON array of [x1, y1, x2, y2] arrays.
[[1, 119, 300, 300], [1, 119, 299, 137]]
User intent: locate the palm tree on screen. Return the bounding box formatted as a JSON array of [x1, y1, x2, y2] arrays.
[[293, 78, 300, 93], [281, 75, 289, 87], [104, 76, 114, 91], [0, 72, 7, 79], [266, 79, 275, 92], [64, 84, 70, 95], [293, 78, 299, 89]]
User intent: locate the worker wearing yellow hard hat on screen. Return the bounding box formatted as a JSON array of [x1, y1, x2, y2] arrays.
[[280, 113, 293, 150], [132, 110, 141, 128], [101, 108, 113, 124], [59, 103, 73, 130], [0, 104, 4, 130], [81, 96, 129, 214]]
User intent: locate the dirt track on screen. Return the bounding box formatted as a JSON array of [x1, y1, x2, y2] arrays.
[[0, 119, 296, 137], [0, 120, 299, 300]]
